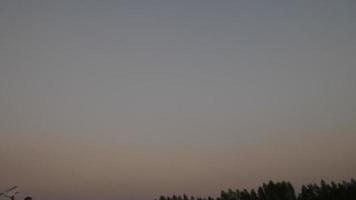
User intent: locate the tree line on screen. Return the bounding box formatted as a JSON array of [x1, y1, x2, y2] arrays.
[[157, 179, 356, 200]]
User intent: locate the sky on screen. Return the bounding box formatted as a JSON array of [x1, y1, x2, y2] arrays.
[[1, 0, 356, 200]]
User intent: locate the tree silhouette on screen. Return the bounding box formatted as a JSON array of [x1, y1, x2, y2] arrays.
[[158, 179, 356, 200]]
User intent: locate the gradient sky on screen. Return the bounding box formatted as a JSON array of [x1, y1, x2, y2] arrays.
[[1, 1, 356, 200]]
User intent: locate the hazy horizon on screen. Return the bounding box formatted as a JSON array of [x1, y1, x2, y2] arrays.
[[1, 1, 356, 200]]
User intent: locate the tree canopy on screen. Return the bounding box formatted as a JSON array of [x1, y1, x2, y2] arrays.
[[157, 179, 356, 200]]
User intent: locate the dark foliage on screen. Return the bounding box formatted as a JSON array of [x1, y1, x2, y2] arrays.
[[157, 179, 356, 200]]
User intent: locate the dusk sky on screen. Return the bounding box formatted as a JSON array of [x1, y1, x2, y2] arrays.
[[1, 1, 356, 200]]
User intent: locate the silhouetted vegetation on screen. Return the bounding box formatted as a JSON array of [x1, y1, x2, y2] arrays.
[[157, 179, 356, 200]]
